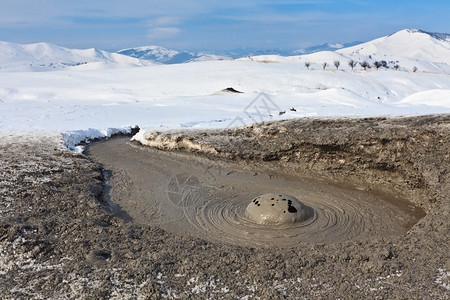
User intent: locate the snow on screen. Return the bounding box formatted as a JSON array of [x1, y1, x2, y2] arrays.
[[117, 46, 230, 64], [435, 268, 450, 291], [236, 29, 450, 73], [399, 89, 450, 108], [119, 42, 364, 62], [62, 127, 136, 152], [337, 29, 450, 73], [0, 29, 449, 151], [117, 46, 183, 63], [0, 41, 151, 72], [338, 29, 450, 64]]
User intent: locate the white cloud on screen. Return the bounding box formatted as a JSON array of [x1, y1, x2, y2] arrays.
[[146, 16, 183, 40], [151, 16, 183, 27], [219, 11, 330, 23], [147, 27, 181, 39]]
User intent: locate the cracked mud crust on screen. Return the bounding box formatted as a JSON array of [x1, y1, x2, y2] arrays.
[[1, 115, 449, 299]]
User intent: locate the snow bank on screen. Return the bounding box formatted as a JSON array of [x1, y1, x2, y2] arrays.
[[62, 126, 136, 153], [398, 89, 450, 108]]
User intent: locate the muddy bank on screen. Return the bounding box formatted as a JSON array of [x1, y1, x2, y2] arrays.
[[0, 115, 449, 299], [132, 115, 450, 212]]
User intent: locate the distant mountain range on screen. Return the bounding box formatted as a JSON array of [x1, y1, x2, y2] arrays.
[[116, 42, 362, 64], [116, 46, 229, 64], [0, 29, 449, 71]]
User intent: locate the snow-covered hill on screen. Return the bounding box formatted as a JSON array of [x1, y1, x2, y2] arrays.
[[338, 29, 450, 64], [117, 46, 229, 64], [334, 29, 450, 72], [0, 41, 151, 71], [236, 29, 450, 74]]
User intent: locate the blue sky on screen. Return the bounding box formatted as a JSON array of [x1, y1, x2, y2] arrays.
[[0, 0, 448, 51]]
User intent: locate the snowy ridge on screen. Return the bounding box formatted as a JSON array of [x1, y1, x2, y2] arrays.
[[117, 46, 181, 63], [337, 29, 450, 66], [406, 29, 450, 42], [117, 46, 229, 64], [0, 41, 151, 71]]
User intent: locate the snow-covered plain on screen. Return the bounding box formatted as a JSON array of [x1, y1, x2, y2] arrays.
[[0, 29, 449, 150]]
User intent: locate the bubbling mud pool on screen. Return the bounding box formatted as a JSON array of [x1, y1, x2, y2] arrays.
[[246, 193, 313, 225], [87, 137, 424, 248]]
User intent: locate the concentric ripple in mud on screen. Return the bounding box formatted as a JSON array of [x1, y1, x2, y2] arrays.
[[162, 173, 408, 247], [87, 138, 422, 248]]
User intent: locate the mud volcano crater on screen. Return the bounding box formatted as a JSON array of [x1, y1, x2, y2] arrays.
[[87, 115, 448, 249], [2, 115, 448, 299]]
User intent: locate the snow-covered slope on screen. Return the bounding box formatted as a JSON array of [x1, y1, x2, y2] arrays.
[[0, 41, 151, 71], [337, 29, 450, 70], [338, 29, 450, 63], [0, 59, 448, 133], [237, 51, 350, 67]]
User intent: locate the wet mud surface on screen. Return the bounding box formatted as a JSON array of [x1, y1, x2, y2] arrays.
[[1, 115, 449, 299], [87, 138, 423, 247]]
